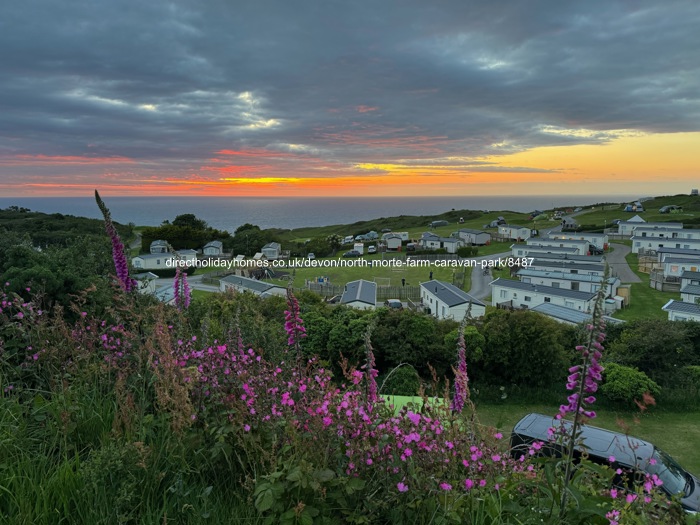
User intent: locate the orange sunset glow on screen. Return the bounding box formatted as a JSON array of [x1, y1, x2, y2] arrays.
[[2, 131, 698, 197], [1, 2, 698, 199]]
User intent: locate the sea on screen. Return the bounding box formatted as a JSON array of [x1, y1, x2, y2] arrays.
[[0, 195, 637, 233]]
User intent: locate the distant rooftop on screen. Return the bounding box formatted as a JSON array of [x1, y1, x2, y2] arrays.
[[662, 299, 700, 316], [341, 279, 377, 306], [490, 278, 597, 301], [421, 280, 485, 308], [531, 303, 624, 325]]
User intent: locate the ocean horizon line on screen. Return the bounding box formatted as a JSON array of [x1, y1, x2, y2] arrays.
[[0, 194, 643, 232]]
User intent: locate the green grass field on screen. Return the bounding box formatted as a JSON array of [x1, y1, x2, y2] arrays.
[[273, 254, 472, 291], [610, 251, 678, 321]]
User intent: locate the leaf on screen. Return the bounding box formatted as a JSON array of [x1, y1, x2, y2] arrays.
[[345, 477, 366, 494], [286, 467, 303, 483], [255, 488, 275, 513], [313, 469, 335, 483], [253, 482, 270, 496], [300, 511, 314, 525]]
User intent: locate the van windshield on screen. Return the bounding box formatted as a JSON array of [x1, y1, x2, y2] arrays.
[[646, 449, 689, 496]]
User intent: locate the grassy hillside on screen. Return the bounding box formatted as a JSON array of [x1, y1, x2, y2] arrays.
[[267, 193, 700, 247], [0, 206, 133, 246]]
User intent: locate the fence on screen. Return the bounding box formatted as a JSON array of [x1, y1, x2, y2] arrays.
[[637, 256, 659, 274], [649, 269, 681, 292], [200, 269, 230, 286], [406, 253, 460, 261], [302, 282, 421, 301]]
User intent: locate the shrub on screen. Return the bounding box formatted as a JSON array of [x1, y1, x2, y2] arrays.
[[600, 363, 661, 407], [456, 246, 479, 257], [378, 365, 421, 396], [681, 365, 700, 385]]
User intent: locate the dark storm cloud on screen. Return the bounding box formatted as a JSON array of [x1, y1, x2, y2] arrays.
[[1, 0, 699, 181]]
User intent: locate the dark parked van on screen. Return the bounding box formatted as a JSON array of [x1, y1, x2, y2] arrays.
[[510, 413, 700, 514]]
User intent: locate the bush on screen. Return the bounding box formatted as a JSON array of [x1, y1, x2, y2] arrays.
[[456, 246, 479, 257], [378, 365, 421, 396], [681, 365, 700, 385], [600, 363, 661, 407]]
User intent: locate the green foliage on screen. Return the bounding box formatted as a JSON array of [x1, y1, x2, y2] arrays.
[[606, 319, 699, 386], [172, 213, 208, 230], [680, 365, 700, 385], [297, 237, 333, 257], [140, 222, 230, 252], [326, 309, 370, 370], [478, 309, 571, 388], [253, 457, 365, 525], [371, 308, 458, 380], [456, 246, 479, 257], [600, 363, 661, 407], [379, 365, 421, 396], [444, 325, 484, 363], [228, 224, 281, 257], [0, 207, 132, 248], [0, 232, 115, 314], [186, 291, 289, 359]]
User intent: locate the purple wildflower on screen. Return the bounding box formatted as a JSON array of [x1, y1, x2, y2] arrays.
[[284, 288, 306, 349], [558, 319, 606, 420], [451, 323, 469, 412], [173, 265, 191, 310], [95, 190, 137, 292], [557, 285, 607, 517], [362, 327, 379, 404]]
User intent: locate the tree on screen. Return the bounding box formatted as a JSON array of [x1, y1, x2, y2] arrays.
[[326, 309, 371, 375], [172, 213, 208, 230], [607, 319, 696, 385], [371, 309, 458, 380], [229, 225, 280, 257], [480, 309, 569, 388], [327, 234, 343, 254]]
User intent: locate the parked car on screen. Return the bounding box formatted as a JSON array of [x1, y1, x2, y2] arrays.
[[384, 299, 403, 310], [343, 235, 355, 244], [588, 245, 604, 256], [367, 245, 377, 254], [307, 253, 315, 260], [406, 243, 417, 251], [343, 250, 362, 257], [510, 413, 700, 513], [381, 228, 392, 233]]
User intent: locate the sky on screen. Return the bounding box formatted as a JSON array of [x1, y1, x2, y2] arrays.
[[1, 0, 699, 198]]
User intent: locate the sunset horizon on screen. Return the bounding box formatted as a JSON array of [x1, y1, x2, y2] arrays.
[[1, 2, 698, 199]]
